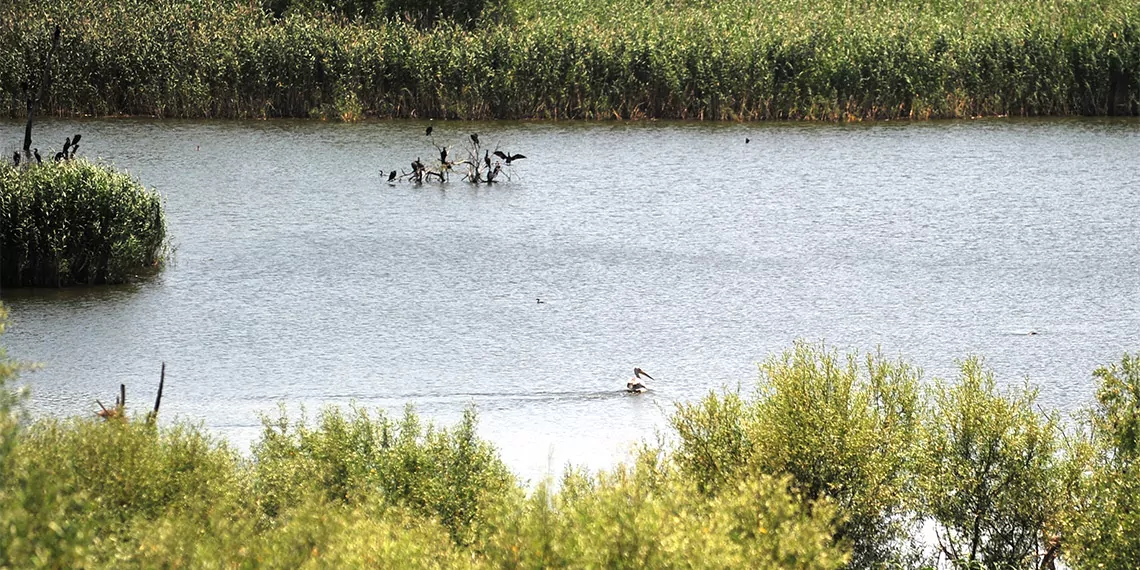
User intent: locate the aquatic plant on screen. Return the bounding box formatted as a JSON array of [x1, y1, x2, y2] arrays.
[[0, 159, 166, 287], [0, 0, 1135, 120]]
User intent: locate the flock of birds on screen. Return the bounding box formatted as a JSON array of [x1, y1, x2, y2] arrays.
[[11, 134, 82, 167], [386, 127, 526, 184]]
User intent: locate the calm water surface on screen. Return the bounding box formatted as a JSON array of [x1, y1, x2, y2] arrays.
[[2, 118, 1138, 483]]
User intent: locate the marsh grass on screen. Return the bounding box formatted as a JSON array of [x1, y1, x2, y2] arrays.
[[0, 159, 166, 287], [1, 0, 1136, 120]]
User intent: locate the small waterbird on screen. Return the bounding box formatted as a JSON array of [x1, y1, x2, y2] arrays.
[[484, 150, 491, 169], [33, 148, 42, 164], [388, 170, 397, 182], [53, 151, 65, 162], [12, 151, 19, 166], [626, 368, 655, 393], [745, 138, 750, 144], [470, 133, 480, 146], [493, 151, 527, 165], [440, 146, 448, 164], [426, 125, 433, 136]]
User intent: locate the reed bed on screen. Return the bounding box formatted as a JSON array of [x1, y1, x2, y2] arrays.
[[1, 0, 1137, 120], [0, 160, 166, 287], [0, 0, 1136, 120]]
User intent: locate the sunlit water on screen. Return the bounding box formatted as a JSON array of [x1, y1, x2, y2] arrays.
[[2, 117, 1138, 484]]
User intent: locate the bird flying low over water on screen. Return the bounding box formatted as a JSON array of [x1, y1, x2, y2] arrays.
[[626, 367, 655, 393], [493, 151, 527, 165]]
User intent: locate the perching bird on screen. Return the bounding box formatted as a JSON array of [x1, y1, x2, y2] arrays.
[[426, 125, 433, 136], [470, 133, 479, 146], [745, 138, 750, 144], [53, 151, 65, 162], [33, 148, 42, 164], [484, 150, 491, 169], [12, 152, 19, 166], [494, 151, 527, 165], [388, 170, 397, 182], [412, 158, 424, 172], [440, 146, 448, 164]]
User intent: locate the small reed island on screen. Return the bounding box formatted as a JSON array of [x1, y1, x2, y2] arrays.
[[1, 149, 166, 287]]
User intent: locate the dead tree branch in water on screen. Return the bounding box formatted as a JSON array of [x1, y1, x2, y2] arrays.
[[23, 25, 61, 160]]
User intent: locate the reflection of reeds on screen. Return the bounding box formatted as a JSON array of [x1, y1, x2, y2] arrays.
[[0, 159, 166, 287], [0, 0, 1136, 120]]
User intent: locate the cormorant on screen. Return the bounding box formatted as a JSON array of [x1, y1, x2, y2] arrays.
[[12, 152, 19, 166], [627, 368, 655, 393], [412, 157, 424, 172], [494, 151, 526, 165], [33, 148, 42, 164], [426, 126, 433, 136], [53, 151, 65, 162], [745, 138, 750, 144], [470, 133, 479, 146], [388, 170, 397, 182], [440, 146, 448, 164], [484, 150, 491, 169]]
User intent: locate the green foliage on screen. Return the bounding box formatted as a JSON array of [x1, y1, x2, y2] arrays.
[[918, 358, 1063, 569], [252, 404, 515, 545], [672, 342, 924, 568], [1064, 354, 1140, 568], [0, 160, 166, 287], [481, 452, 848, 569], [1, 0, 1137, 120]]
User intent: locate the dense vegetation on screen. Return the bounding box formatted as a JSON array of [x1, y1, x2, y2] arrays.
[[1, 311, 1138, 568], [1, 0, 1137, 121], [0, 160, 166, 287]]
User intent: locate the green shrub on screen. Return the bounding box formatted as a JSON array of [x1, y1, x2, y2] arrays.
[[1065, 354, 1140, 568], [0, 160, 166, 287], [918, 358, 1063, 569], [252, 404, 515, 545], [481, 450, 849, 569]]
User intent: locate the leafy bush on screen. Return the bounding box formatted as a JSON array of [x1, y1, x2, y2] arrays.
[[671, 342, 924, 568], [0, 160, 166, 287], [1065, 354, 1140, 568], [481, 451, 849, 569], [252, 404, 515, 545], [918, 358, 1063, 569]]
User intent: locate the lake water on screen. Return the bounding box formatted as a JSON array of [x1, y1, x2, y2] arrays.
[[2, 117, 1138, 483]]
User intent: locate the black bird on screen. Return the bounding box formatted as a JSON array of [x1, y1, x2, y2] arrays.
[[33, 148, 42, 164], [53, 151, 65, 162], [745, 138, 750, 144], [484, 150, 491, 169], [71, 134, 81, 147], [412, 157, 423, 172], [470, 133, 479, 146], [426, 126, 433, 136], [440, 146, 448, 164], [63, 137, 71, 154], [388, 170, 397, 182], [12, 152, 19, 166]]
